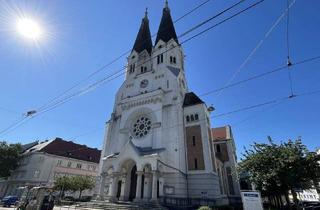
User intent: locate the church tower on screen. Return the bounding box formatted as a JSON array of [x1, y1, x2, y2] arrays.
[[96, 1, 224, 205]]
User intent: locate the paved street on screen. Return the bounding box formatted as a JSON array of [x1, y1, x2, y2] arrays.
[[0, 206, 98, 210]]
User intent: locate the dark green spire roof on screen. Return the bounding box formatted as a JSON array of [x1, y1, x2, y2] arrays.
[[155, 1, 179, 45], [132, 9, 153, 54]]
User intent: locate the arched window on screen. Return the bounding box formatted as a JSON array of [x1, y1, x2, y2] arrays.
[[195, 114, 199, 121], [186, 116, 190, 122], [190, 115, 195, 121]]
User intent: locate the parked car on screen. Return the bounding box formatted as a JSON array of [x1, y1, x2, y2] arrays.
[[1, 195, 19, 207]]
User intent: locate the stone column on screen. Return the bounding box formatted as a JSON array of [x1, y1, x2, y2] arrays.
[[159, 177, 164, 197], [143, 173, 151, 201], [99, 173, 107, 200], [108, 173, 119, 202], [119, 174, 127, 201], [151, 171, 158, 201], [134, 171, 143, 202]]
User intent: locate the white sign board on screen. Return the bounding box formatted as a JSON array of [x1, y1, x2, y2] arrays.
[[241, 191, 263, 210]]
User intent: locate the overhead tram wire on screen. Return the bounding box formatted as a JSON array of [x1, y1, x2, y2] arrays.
[[216, 0, 297, 97], [133, 88, 320, 138], [36, 0, 245, 114], [34, 0, 261, 115], [35, 0, 213, 113], [200, 55, 320, 97], [0, 0, 270, 136], [0, 0, 250, 137], [64, 53, 320, 139], [286, 0, 294, 97], [1, 51, 320, 137]]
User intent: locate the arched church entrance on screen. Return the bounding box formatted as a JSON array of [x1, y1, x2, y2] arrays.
[[129, 165, 137, 201]]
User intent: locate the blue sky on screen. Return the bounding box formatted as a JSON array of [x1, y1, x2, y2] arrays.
[[0, 0, 319, 157]]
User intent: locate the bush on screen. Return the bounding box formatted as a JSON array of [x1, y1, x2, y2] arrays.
[[198, 206, 212, 210]]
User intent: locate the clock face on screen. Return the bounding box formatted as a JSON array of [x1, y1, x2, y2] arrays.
[[140, 79, 149, 88]]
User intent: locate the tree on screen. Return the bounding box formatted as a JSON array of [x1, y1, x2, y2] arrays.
[[0, 141, 22, 178], [238, 138, 320, 208], [54, 175, 74, 200], [72, 175, 95, 199], [54, 175, 95, 200]]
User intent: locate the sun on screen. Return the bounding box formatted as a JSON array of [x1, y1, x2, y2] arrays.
[[16, 18, 43, 40]]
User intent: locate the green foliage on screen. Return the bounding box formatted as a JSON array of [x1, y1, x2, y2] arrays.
[[71, 175, 95, 199], [54, 175, 74, 192], [0, 141, 22, 178], [54, 175, 95, 199], [238, 138, 320, 199], [198, 206, 212, 210]]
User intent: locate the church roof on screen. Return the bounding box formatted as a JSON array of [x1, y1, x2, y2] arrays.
[[183, 92, 204, 107], [167, 66, 180, 77], [132, 11, 153, 54], [155, 2, 179, 45], [135, 145, 165, 156]]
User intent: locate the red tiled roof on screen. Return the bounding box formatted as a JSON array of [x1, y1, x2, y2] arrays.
[[211, 127, 228, 141], [40, 138, 101, 163]]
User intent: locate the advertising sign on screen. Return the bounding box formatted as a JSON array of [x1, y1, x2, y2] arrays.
[[241, 191, 263, 210]]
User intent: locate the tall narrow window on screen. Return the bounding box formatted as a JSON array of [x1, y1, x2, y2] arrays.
[[129, 64, 135, 74], [216, 144, 221, 153], [170, 56, 173, 63], [195, 114, 199, 121], [190, 115, 194, 121], [186, 116, 190, 122], [192, 136, 196, 146], [157, 54, 164, 64], [173, 57, 176, 64], [194, 158, 198, 170]]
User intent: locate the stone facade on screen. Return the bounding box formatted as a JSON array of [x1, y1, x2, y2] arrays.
[[95, 2, 240, 206]]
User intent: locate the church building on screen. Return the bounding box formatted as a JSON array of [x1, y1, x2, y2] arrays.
[[96, 1, 240, 206]]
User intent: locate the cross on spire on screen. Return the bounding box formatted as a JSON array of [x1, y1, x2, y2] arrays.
[[145, 7, 148, 18]]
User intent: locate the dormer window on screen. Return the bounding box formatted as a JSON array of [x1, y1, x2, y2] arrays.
[[158, 45, 163, 49], [132, 55, 135, 59]]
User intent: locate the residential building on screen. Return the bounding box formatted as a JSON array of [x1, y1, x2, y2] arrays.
[[0, 138, 101, 198]]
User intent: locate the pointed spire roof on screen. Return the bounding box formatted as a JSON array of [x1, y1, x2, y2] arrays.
[[132, 8, 153, 54], [155, 0, 179, 45]]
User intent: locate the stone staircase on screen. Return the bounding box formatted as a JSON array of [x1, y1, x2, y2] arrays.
[[75, 200, 168, 210]]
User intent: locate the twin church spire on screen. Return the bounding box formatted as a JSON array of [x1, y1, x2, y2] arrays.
[[132, 1, 178, 55]]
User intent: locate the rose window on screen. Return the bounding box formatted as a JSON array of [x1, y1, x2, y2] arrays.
[[132, 116, 152, 138]]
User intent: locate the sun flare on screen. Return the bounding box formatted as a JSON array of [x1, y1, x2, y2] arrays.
[[16, 18, 43, 40]]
